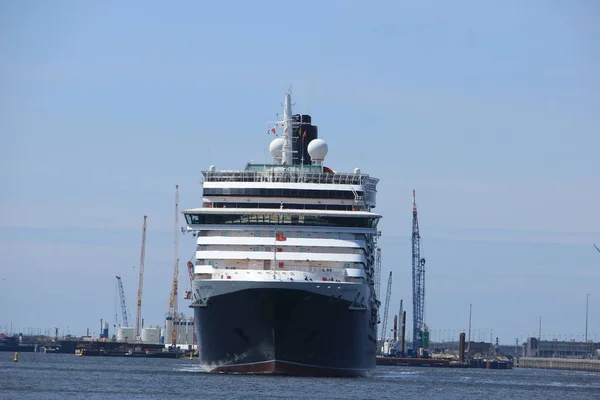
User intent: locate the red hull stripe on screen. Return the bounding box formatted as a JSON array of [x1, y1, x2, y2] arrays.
[[211, 360, 369, 377]]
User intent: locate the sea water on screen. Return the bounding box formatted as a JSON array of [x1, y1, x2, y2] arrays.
[[3, 353, 599, 399]]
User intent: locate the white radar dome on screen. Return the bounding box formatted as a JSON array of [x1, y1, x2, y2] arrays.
[[307, 139, 328, 161], [269, 137, 284, 159]]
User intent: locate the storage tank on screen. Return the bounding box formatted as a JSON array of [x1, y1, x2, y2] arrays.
[[117, 327, 135, 343], [177, 318, 186, 344], [141, 327, 161, 344], [165, 316, 173, 345], [382, 340, 390, 355], [152, 326, 161, 344]]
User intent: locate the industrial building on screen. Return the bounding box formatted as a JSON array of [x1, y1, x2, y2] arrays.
[[525, 338, 600, 359]]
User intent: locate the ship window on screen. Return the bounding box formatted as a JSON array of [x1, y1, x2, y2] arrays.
[[183, 213, 377, 228], [186, 215, 201, 224], [202, 187, 361, 200]]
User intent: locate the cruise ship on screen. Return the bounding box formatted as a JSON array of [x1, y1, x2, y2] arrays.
[[182, 89, 382, 376]]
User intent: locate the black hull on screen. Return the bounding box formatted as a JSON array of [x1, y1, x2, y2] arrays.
[[194, 287, 376, 377]]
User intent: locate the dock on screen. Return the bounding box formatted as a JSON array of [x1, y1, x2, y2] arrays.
[[376, 356, 512, 369], [72, 340, 186, 358], [515, 357, 600, 373]]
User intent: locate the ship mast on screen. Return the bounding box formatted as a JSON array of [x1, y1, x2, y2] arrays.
[[281, 87, 293, 165]]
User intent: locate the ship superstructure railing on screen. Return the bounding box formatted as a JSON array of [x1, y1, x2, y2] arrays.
[[202, 167, 378, 190], [205, 265, 343, 273], [194, 265, 367, 284]]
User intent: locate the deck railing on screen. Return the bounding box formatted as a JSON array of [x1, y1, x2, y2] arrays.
[[202, 168, 378, 190]]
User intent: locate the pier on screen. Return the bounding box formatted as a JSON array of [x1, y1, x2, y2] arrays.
[[515, 357, 600, 373]]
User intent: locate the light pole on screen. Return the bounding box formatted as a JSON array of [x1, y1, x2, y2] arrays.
[[585, 294, 590, 343]]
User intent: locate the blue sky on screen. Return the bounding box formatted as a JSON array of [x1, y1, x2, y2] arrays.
[[1, 0, 599, 343]]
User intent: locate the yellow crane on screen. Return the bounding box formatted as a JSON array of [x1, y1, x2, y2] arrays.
[[169, 185, 180, 347], [135, 215, 147, 339]]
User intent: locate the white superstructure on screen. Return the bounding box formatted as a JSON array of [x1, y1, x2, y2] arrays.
[[183, 89, 381, 306]]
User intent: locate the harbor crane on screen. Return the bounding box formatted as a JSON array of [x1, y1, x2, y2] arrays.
[[411, 190, 426, 355], [380, 271, 392, 343], [115, 276, 129, 327], [594, 244, 600, 254], [168, 185, 180, 347], [135, 215, 148, 339]]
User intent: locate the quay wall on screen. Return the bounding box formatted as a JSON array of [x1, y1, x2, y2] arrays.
[[516, 357, 600, 373]]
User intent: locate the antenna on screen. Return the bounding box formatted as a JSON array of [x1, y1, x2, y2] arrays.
[[281, 86, 294, 165], [412, 189, 416, 211]]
